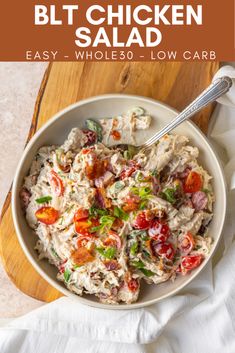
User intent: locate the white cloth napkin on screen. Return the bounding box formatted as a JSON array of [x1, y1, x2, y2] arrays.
[[1, 65, 235, 353]]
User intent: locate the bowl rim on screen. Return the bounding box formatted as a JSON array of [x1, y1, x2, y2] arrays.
[[12, 93, 227, 310]]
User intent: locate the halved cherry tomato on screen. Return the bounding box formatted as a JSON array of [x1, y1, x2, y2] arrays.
[[148, 220, 170, 242], [77, 235, 93, 248], [133, 211, 153, 230], [74, 209, 89, 222], [128, 278, 139, 292], [183, 171, 202, 193], [181, 254, 204, 274], [151, 241, 175, 260], [74, 220, 92, 236], [35, 206, 59, 225], [178, 232, 195, 256], [74, 216, 99, 236], [120, 161, 140, 180], [71, 247, 95, 266], [50, 170, 64, 196], [103, 231, 122, 249]]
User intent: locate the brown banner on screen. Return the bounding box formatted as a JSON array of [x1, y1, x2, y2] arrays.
[[0, 0, 234, 61]]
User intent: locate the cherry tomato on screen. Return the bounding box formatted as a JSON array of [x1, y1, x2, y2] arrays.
[[74, 220, 92, 236], [50, 170, 64, 196], [74, 209, 89, 222], [133, 211, 152, 230], [181, 254, 204, 274], [183, 171, 202, 193], [178, 232, 195, 256], [35, 206, 59, 225], [71, 247, 95, 266], [103, 231, 122, 249], [77, 235, 93, 248], [82, 129, 97, 146], [148, 220, 170, 242], [120, 161, 140, 180], [151, 241, 175, 260], [128, 278, 139, 292]]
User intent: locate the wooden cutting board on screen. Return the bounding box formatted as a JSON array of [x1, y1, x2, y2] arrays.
[[0, 62, 219, 302]]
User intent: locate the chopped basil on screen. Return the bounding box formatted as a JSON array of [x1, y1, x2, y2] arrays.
[[139, 200, 148, 210], [64, 269, 71, 283], [130, 242, 138, 255], [202, 188, 210, 194], [130, 260, 145, 269], [113, 206, 129, 221], [85, 119, 103, 142], [161, 188, 176, 204], [130, 260, 155, 277], [142, 249, 151, 259], [35, 196, 52, 204], [89, 206, 108, 218], [91, 215, 115, 232], [140, 268, 155, 277], [96, 247, 116, 259], [51, 248, 59, 258]]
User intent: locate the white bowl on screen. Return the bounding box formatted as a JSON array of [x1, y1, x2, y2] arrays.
[[12, 94, 227, 309]]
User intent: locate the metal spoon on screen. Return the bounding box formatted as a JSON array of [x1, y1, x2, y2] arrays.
[[117, 76, 233, 154]]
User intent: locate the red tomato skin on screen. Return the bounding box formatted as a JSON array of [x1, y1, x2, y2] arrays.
[[128, 278, 139, 292], [74, 220, 92, 236], [77, 235, 93, 248], [181, 254, 204, 274], [151, 241, 175, 260], [74, 209, 89, 222], [148, 220, 170, 242], [35, 206, 59, 225], [178, 232, 195, 256], [183, 171, 202, 193], [50, 170, 64, 196], [133, 211, 152, 230]]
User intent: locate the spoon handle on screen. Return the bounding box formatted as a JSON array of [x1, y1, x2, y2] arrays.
[[143, 76, 233, 148]]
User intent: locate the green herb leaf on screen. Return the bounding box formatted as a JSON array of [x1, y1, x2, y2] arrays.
[[202, 188, 210, 194], [113, 206, 129, 221], [91, 215, 115, 233], [139, 200, 148, 210], [161, 188, 176, 204], [35, 196, 52, 204], [140, 268, 155, 277], [64, 269, 71, 283], [85, 119, 103, 142], [130, 242, 138, 255], [89, 206, 108, 218], [130, 260, 145, 269], [96, 247, 116, 259], [51, 248, 59, 258]]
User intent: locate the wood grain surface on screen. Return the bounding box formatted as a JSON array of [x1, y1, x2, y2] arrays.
[[0, 62, 219, 302]]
